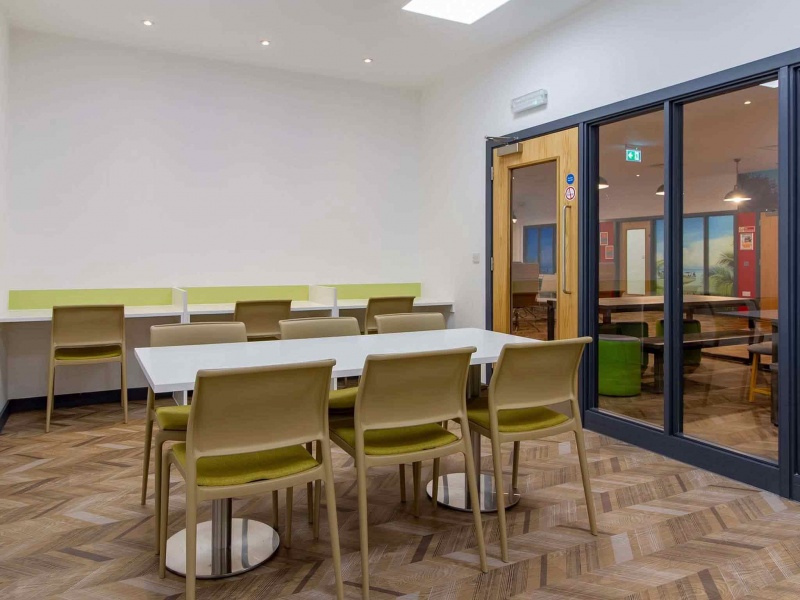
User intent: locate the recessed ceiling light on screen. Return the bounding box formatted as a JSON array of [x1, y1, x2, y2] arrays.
[[363, 58, 373, 64], [636, 174, 640, 177], [744, 100, 752, 105], [260, 40, 270, 46], [142, 20, 154, 27], [402, 0, 512, 25]]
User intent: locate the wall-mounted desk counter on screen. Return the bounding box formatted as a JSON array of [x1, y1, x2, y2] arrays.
[[0, 304, 186, 323]]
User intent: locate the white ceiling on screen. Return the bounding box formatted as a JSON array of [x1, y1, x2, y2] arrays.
[[0, 0, 594, 87]]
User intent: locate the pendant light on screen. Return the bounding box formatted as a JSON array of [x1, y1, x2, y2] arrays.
[[655, 184, 664, 196], [723, 158, 751, 203], [598, 176, 610, 190], [512, 212, 518, 224]]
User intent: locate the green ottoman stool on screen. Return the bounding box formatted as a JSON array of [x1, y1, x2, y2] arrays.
[[598, 334, 642, 397]]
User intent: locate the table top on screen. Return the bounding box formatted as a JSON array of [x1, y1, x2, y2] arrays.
[[336, 298, 454, 309], [537, 295, 752, 309], [187, 300, 332, 316], [135, 327, 533, 393], [0, 304, 185, 323], [719, 309, 779, 323]]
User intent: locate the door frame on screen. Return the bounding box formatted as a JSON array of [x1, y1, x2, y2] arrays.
[[484, 50, 800, 498]]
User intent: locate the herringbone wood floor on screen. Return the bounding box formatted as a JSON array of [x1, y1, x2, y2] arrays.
[[2, 400, 800, 599]]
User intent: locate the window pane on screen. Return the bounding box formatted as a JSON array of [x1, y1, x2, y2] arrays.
[[596, 109, 665, 428], [681, 80, 778, 462], [511, 161, 558, 340]]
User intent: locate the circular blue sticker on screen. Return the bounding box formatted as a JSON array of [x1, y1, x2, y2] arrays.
[[566, 173, 575, 185]]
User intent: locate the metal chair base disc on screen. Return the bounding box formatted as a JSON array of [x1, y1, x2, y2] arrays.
[[426, 473, 521, 513], [165, 518, 280, 579]]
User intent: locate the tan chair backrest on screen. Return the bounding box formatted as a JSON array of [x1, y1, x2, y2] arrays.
[[489, 338, 591, 412], [374, 312, 445, 334], [52, 305, 125, 349], [355, 347, 475, 432], [364, 296, 415, 333], [188, 360, 335, 462], [233, 300, 293, 339], [150, 322, 247, 348], [279, 316, 361, 340]]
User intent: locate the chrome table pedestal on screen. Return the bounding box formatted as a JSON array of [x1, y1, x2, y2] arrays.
[[426, 365, 521, 513], [166, 498, 280, 579]]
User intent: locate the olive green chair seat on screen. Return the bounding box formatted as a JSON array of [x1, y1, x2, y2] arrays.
[[172, 443, 319, 487], [467, 398, 569, 433], [598, 321, 649, 372], [54, 345, 122, 361], [598, 334, 642, 397], [330, 420, 457, 456], [155, 405, 191, 431], [329, 387, 358, 411]]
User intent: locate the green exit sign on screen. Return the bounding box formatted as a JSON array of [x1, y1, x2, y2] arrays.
[[625, 147, 642, 162]]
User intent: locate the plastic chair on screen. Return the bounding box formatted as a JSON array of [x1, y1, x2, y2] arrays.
[[234, 299, 292, 341], [47, 305, 126, 432], [467, 338, 598, 562], [158, 361, 344, 600], [329, 347, 488, 600], [140, 322, 248, 552], [374, 312, 445, 333], [363, 296, 415, 334]]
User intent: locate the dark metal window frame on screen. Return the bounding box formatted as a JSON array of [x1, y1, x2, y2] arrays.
[[485, 48, 800, 497]]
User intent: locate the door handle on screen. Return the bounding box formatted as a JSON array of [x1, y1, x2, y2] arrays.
[[562, 204, 572, 295]]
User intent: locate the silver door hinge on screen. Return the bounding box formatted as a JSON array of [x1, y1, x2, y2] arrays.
[[490, 256, 494, 271], [491, 166, 494, 181]]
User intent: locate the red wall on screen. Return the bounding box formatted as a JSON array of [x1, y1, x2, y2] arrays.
[[736, 212, 757, 299]]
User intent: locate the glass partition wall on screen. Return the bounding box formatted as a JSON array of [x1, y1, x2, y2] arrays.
[[596, 110, 665, 427], [680, 81, 779, 462]]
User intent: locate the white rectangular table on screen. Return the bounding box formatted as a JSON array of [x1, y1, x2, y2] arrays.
[[135, 328, 534, 578]]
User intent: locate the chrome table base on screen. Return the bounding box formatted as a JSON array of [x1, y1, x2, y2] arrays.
[[166, 499, 280, 579]]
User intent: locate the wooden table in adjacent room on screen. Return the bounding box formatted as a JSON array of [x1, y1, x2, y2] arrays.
[[540, 295, 755, 340], [135, 327, 533, 580]]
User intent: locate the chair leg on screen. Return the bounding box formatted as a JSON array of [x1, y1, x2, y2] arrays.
[[120, 358, 128, 424], [140, 409, 154, 505], [306, 442, 314, 524], [185, 486, 197, 600], [272, 490, 280, 528], [574, 427, 598, 536], [431, 458, 440, 509], [511, 441, 521, 491], [158, 456, 171, 578], [154, 435, 167, 553], [412, 461, 421, 517], [489, 436, 510, 562], [322, 444, 345, 600], [749, 353, 759, 403], [462, 433, 488, 573], [313, 479, 322, 540], [356, 461, 370, 600], [399, 464, 406, 503], [285, 487, 293, 549], [45, 358, 55, 433]]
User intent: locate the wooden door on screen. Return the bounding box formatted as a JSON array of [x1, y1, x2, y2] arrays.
[[619, 220, 652, 295], [492, 128, 579, 337], [759, 212, 778, 310]]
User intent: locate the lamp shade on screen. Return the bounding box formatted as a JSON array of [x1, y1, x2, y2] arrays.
[[598, 176, 609, 190], [656, 184, 664, 196]]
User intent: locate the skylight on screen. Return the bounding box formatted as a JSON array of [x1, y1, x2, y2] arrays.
[[402, 0, 513, 25]]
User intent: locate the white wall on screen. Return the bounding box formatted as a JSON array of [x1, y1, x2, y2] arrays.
[[8, 30, 422, 291], [5, 30, 422, 399], [419, 0, 800, 329], [0, 12, 9, 411]]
